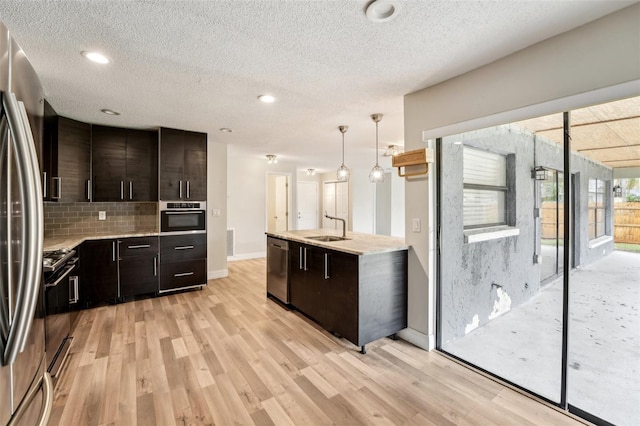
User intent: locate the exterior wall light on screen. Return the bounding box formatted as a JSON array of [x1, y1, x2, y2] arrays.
[[532, 166, 548, 181]]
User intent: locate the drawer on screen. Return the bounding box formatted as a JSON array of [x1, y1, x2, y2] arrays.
[[119, 236, 159, 258], [159, 259, 207, 292], [160, 234, 206, 263]]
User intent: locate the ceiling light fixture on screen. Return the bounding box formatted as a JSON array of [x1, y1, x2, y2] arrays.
[[365, 0, 399, 22], [258, 94, 276, 103], [369, 113, 385, 183], [336, 125, 350, 182], [306, 168, 316, 176], [219, 128, 233, 133], [81, 50, 110, 64], [100, 108, 120, 116], [266, 154, 278, 164]]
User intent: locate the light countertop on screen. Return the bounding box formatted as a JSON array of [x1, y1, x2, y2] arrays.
[[44, 231, 160, 252], [266, 229, 408, 255]]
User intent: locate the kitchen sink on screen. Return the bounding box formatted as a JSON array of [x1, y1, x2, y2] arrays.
[[305, 235, 350, 242]]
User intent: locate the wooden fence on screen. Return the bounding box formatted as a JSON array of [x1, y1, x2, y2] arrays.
[[540, 201, 640, 244], [614, 202, 640, 244]]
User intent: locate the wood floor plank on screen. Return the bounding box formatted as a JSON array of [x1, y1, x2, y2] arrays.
[[50, 258, 585, 426]]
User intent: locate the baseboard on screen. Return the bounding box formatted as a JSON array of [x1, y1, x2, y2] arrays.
[[208, 269, 228, 280], [397, 327, 434, 351], [228, 251, 266, 261]]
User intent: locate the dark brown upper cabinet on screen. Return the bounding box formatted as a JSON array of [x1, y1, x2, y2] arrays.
[[42, 101, 91, 202], [160, 127, 207, 201], [92, 125, 158, 202]]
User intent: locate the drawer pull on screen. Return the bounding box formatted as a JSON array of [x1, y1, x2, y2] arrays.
[[174, 272, 194, 277], [128, 244, 151, 249], [174, 245, 194, 250]]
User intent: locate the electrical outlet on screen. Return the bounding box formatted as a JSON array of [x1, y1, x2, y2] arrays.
[[98, 211, 106, 220]]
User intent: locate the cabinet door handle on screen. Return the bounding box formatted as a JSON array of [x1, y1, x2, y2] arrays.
[[120, 181, 124, 200], [112, 241, 116, 262], [303, 247, 308, 271], [153, 257, 157, 276], [174, 245, 194, 250], [69, 276, 79, 304], [299, 247, 303, 270], [186, 180, 190, 199], [127, 244, 150, 249], [87, 179, 91, 201], [179, 180, 183, 199], [174, 272, 194, 277], [52, 177, 61, 200], [43, 172, 47, 198], [324, 253, 330, 280], [129, 181, 133, 200]]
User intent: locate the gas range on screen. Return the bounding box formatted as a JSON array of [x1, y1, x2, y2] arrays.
[[43, 248, 77, 273]]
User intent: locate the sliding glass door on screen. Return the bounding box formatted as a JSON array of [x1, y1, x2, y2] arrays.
[[437, 96, 640, 425]]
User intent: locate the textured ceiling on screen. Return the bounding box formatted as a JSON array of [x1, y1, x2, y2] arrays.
[[0, 0, 634, 172]]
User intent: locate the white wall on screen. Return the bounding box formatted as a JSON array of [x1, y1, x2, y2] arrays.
[[227, 147, 298, 259], [402, 4, 640, 350], [207, 140, 228, 279]]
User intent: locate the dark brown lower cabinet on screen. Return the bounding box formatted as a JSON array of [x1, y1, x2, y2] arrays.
[[80, 239, 118, 306], [159, 234, 207, 293], [118, 236, 159, 298], [288, 241, 407, 353]]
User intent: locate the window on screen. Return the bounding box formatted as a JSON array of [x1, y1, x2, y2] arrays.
[[463, 146, 508, 228], [588, 178, 607, 239]]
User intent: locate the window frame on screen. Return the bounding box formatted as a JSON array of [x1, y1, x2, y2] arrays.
[[588, 178, 607, 240], [462, 146, 509, 229]]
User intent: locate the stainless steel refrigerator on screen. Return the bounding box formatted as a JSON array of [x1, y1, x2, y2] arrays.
[[0, 21, 52, 425]]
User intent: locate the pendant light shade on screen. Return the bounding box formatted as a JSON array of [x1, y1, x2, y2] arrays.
[[336, 125, 350, 181], [369, 113, 385, 183]]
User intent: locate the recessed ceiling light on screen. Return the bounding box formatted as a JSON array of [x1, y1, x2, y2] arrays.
[[81, 51, 110, 64], [258, 94, 276, 104], [219, 128, 233, 133], [100, 108, 120, 116], [365, 0, 399, 22]]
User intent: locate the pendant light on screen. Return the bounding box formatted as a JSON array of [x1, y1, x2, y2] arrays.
[[336, 125, 350, 181], [369, 113, 385, 183]]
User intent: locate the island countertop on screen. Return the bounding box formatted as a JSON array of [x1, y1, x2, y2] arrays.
[[266, 229, 408, 255]]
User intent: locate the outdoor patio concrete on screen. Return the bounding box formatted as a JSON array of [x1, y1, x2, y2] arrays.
[[444, 250, 639, 426]]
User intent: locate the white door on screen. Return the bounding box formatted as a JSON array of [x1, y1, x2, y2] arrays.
[[275, 176, 288, 232], [297, 181, 318, 230]]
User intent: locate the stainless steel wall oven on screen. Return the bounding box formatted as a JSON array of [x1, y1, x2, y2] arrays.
[[160, 201, 206, 235]]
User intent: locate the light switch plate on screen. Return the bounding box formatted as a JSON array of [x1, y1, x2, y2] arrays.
[[98, 211, 106, 220], [412, 218, 421, 233]]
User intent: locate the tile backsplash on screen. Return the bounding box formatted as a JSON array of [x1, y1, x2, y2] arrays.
[[44, 202, 158, 238]]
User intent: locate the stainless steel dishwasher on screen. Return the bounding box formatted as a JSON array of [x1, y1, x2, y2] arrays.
[[267, 237, 289, 303]]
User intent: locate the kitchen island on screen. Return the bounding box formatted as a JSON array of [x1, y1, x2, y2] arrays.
[[266, 230, 408, 354]]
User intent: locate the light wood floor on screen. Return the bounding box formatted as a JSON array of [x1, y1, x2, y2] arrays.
[[49, 258, 586, 425]]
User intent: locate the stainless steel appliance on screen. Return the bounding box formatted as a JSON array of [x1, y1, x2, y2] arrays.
[[0, 21, 53, 425], [160, 200, 206, 235], [267, 237, 289, 303], [43, 249, 78, 378]]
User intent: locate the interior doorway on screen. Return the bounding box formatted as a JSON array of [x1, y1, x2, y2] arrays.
[[266, 173, 291, 233], [297, 181, 318, 230]]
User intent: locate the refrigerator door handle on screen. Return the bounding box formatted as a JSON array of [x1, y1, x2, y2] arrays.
[[7, 372, 53, 426], [0, 116, 9, 341], [2, 93, 44, 365]]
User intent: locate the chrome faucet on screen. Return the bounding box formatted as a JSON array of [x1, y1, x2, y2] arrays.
[[324, 211, 346, 238]]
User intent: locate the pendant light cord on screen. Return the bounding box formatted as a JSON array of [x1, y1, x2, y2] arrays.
[[342, 132, 345, 166], [375, 120, 379, 166]]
